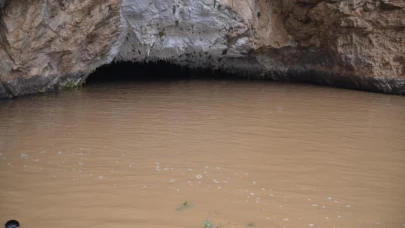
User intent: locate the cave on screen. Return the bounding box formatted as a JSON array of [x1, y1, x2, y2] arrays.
[[86, 61, 240, 84]]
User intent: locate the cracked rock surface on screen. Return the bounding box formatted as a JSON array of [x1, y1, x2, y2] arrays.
[[1, 0, 404, 98]]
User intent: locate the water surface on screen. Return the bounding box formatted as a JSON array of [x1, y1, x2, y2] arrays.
[[1, 80, 405, 228]]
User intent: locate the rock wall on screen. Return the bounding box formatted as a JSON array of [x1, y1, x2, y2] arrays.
[[1, 0, 404, 98]]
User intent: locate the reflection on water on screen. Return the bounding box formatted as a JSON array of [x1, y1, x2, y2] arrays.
[[0, 80, 405, 228]]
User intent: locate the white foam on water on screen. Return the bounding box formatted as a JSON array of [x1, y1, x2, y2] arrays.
[[261, 188, 265, 191], [20, 153, 28, 158], [205, 166, 209, 168], [283, 218, 289, 221], [196, 174, 203, 179], [250, 192, 255, 196], [328, 197, 332, 200], [98, 176, 103, 180], [169, 179, 176, 183], [216, 167, 220, 169], [312, 204, 318, 207], [213, 179, 219, 184], [345, 205, 351, 208], [253, 181, 256, 184], [164, 168, 169, 171], [308, 224, 314, 227], [188, 168, 193, 171], [58, 151, 62, 155]]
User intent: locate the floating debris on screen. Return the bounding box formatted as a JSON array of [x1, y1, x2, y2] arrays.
[[204, 220, 212, 228], [196, 174, 203, 179], [176, 200, 192, 211]]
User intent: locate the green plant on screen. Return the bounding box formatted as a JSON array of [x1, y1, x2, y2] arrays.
[[62, 79, 86, 89], [77, 79, 86, 87], [64, 81, 76, 88]]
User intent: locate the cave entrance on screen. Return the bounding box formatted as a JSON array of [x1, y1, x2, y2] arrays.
[[86, 61, 237, 84]]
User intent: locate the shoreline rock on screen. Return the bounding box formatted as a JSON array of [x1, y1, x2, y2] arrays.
[[1, 0, 404, 98]]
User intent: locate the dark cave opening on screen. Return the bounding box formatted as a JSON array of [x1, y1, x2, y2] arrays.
[[86, 61, 239, 84], [85, 61, 405, 95]]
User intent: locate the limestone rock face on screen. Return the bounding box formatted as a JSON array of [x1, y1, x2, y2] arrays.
[[1, 0, 404, 98]]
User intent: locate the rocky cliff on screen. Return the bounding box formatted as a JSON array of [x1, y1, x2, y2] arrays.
[[1, 0, 404, 98]]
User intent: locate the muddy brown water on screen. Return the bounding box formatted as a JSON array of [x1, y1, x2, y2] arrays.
[[0, 80, 405, 228]]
